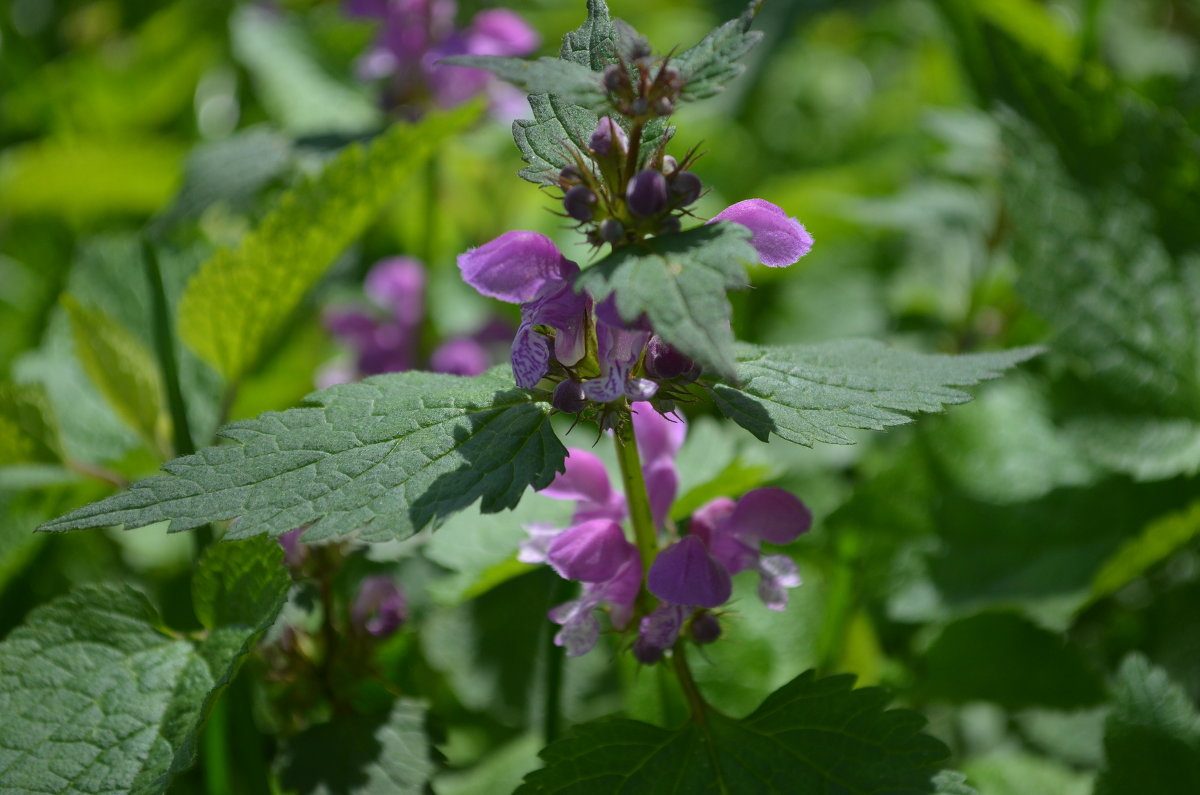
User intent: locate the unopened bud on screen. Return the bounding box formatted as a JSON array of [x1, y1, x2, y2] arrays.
[[645, 336, 695, 380], [603, 64, 629, 94], [657, 216, 681, 235], [651, 97, 674, 116], [558, 166, 584, 187], [563, 185, 598, 222], [552, 379, 587, 414], [632, 636, 665, 665], [690, 612, 722, 645], [600, 218, 625, 244], [626, 170, 669, 217], [671, 171, 702, 206]]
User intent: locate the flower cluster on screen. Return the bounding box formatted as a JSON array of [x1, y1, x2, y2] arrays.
[[320, 257, 508, 387], [520, 408, 811, 659], [346, 0, 539, 119]]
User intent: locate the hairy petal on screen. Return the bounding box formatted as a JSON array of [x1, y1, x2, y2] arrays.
[[726, 487, 813, 545], [710, 199, 813, 267], [647, 535, 732, 608], [458, 231, 576, 303], [546, 519, 634, 582]]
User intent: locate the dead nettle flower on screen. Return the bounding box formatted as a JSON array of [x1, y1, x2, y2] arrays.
[[351, 575, 408, 637], [320, 257, 504, 388], [346, 0, 539, 119]]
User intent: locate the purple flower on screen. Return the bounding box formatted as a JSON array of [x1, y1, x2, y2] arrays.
[[458, 231, 590, 389], [710, 199, 814, 268], [349, 0, 539, 118], [548, 545, 642, 656], [646, 535, 732, 608], [429, 338, 489, 376], [688, 487, 812, 610], [277, 527, 308, 570], [351, 575, 408, 637]]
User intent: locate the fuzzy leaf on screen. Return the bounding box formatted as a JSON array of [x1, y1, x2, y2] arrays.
[[1089, 500, 1200, 603], [39, 370, 566, 543], [518, 670, 954, 794], [559, 0, 617, 71], [712, 341, 1041, 446], [0, 583, 274, 794], [1095, 655, 1200, 795], [513, 94, 600, 185], [674, 1, 764, 101], [0, 381, 63, 465], [278, 700, 433, 795], [576, 223, 757, 382], [192, 536, 290, 631], [177, 105, 478, 382], [441, 56, 607, 110], [63, 296, 169, 455]]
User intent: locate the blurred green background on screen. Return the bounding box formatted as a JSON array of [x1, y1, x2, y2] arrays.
[[2, 0, 1199, 793]]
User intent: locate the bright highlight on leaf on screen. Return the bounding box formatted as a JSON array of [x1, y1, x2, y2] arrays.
[[39, 370, 566, 543], [177, 104, 479, 383]]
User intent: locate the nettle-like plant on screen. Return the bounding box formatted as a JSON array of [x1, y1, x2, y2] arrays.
[[13, 2, 1041, 792]]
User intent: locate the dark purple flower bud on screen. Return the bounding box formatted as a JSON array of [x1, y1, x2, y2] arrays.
[[632, 636, 665, 665], [603, 64, 629, 94], [351, 575, 407, 638], [563, 185, 598, 222], [631, 97, 649, 116], [626, 170, 669, 218], [600, 219, 625, 244], [644, 336, 695, 380], [559, 166, 584, 187], [651, 97, 674, 116], [657, 216, 681, 235], [671, 171, 702, 206], [588, 117, 628, 157], [552, 379, 587, 414], [690, 612, 721, 645]]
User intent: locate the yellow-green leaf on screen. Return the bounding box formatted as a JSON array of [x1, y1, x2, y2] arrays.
[[177, 104, 479, 381], [0, 382, 63, 465]]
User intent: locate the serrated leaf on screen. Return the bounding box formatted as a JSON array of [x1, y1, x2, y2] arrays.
[[177, 105, 478, 381], [559, 0, 617, 71], [513, 94, 600, 185], [1089, 500, 1200, 603], [711, 340, 1042, 446], [674, 1, 764, 101], [0, 583, 268, 794], [63, 295, 170, 456], [278, 699, 433, 795], [442, 56, 607, 110], [576, 223, 757, 382], [192, 536, 290, 630], [1002, 115, 1200, 415], [1095, 654, 1200, 795], [917, 612, 1105, 709], [39, 370, 567, 544], [0, 381, 63, 465], [519, 670, 952, 794]]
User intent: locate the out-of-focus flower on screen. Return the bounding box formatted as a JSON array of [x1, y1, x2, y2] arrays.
[[351, 575, 408, 637]]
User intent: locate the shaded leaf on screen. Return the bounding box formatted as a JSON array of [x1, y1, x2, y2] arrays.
[[1095, 655, 1200, 795], [711, 340, 1041, 446], [441, 56, 607, 110], [178, 105, 478, 381], [576, 223, 758, 382], [192, 536, 290, 630], [519, 670, 954, 794], [278, 700, 433, 795], [0, 583, 271, 794], [39, 370, 566, 544], [0, 381, 63, 465]]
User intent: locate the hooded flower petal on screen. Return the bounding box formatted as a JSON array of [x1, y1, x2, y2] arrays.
[[465, 8, 540, 57], [710, 199, 813, 267], [540, 449, 614, 505], [632, 407, 686, 466], [647, 535, 732, 608], [430, 337, 489, 375], [546, 519, 635, 582], [458, 231, 577, 303], [643, 461, 678, 530], [725, 487, 813, 546]]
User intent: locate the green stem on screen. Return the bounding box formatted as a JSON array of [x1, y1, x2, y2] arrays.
[[671, 642, 707, 724], [613, 418, 658, 574]]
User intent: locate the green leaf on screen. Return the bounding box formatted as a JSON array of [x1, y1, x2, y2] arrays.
[[518, 670, 953, 794], [278, 700, 433, 795], [674, 1, 764, 101], [1003, 116, 1200, 415], [441, 56, 608, 110], [192, 536, 290, 630], [0, 381, 63, 465], [513, 94, 601, 186], [39, 369, 567, 543], [559, 0, 617, 71], [231, 5, 382, 135], [1095, 655, 1200, 795], [1064, 415, 1200, 482], [961, 752, 1091, 795], [177, 105, 478, 382], [576, 223, 758, 382], [711, 341, 1042, 446], [1089, 500, 1200, 603], [916, 612, 1106, 709], [62, 295, 170, 456], [0, 583, 269, 794]]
